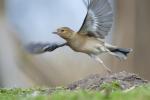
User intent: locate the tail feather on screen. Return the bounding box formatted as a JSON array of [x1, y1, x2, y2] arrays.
[[105, 43, 132, 60], [109, 48, 132, 60]]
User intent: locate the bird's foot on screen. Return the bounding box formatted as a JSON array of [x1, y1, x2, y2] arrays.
[[106, 68, 112, 75]]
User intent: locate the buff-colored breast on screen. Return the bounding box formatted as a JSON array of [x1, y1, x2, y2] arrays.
[[67, 34, 105, 55]]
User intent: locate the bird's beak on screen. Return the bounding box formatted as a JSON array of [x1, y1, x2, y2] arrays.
[[52, 32, 58, 34]]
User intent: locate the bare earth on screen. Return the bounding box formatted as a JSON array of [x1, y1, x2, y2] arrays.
[[67, 71, 148, 91]]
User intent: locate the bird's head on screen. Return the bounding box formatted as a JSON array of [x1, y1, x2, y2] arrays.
[[53, 27, 75, 40]]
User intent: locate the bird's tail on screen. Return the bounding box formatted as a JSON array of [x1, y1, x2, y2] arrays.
[[105, 44, 133, 60]]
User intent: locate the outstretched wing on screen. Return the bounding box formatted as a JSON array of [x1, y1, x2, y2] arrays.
[[26, 43, 66, 54], [79, 0, 113, 39]]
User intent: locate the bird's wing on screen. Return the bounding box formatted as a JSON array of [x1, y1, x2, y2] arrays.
[[78, 0, 113, 39], [26, 43, 66, 54]]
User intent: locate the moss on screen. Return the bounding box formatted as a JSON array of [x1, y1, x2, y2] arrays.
[[0, 84, 150, 100]]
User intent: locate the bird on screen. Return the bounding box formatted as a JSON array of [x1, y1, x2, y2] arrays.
[[53, 0, 132, 73]]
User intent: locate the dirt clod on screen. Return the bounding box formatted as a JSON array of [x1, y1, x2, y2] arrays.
[[67, 71, 148, 90]]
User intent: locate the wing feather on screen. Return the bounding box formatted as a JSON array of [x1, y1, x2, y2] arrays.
[[79, 0, 113, 39]]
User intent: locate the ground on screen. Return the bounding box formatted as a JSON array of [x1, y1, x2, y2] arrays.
[[0, 71, 149, 100], [67, 71, 148, 90]]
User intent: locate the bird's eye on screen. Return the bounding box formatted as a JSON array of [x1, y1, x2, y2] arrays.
[[61, 30, 65, 32]]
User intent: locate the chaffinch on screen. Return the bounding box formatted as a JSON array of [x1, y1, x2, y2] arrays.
[[53, 0, 132, 73]]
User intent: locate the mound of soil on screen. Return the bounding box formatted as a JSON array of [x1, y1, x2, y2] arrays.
[[67, 71, 148, 91]]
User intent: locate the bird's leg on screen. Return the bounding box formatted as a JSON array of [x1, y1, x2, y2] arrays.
[[90, 54, 112, 74], [95, 56, 112, 74]]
